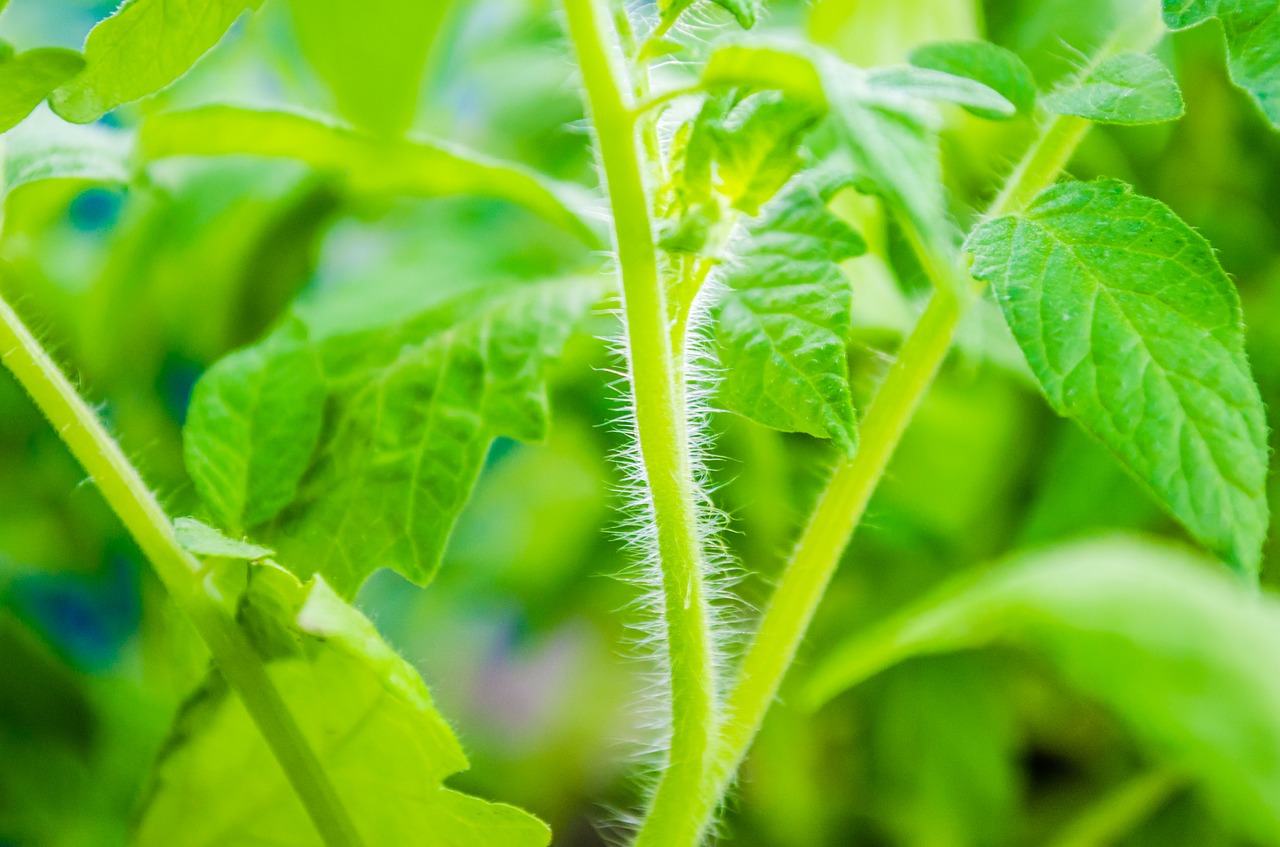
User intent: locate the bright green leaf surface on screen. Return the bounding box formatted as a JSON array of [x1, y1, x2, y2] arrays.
[[967, 179, 1269, 574], [804, 538, 1280, 843], [660, 0, 760, 31], [174, 518, 274, 562], [287, 0, 454, 136], [1043, 53, 1185, 125], [50, 0, 263, 124], [0, 48, 83, 133], [184, 321, 326, 533], [702, 43, 976, 264], [713, 169, 865, 451], [272, 278, 602, 595], [139, 106, 600, 245], [1163, 0, 1280, 127], [135, 562, 550, 846], [909, 40, 1038, 116], [711, 91, 821, 215]]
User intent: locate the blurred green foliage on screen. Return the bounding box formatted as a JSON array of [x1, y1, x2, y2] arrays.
[[1, 0, 1279, 845]]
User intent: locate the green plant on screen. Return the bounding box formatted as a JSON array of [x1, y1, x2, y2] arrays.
[[1, 0, 1280, 844]]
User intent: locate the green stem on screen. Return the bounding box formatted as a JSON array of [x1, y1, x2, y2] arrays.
[[705, 284, 963, 827], [0, 295, 365, 847], [560, 1, 718, 845], [678, 20, 1172, 842], [987, 113, 1090, 217]]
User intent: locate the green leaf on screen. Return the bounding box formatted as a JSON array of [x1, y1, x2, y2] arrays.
[[658, 93, 730, 252], [867, 657, 1019, 847], [660, 87, 821, 249], [803, 537, 1280, 844], [186, 277, 604, 597], [139, 106, 601, 245], [1163, 0, 1280, 128], [1043, 53, 1185, 125], [966, 179, 1269, 574], [174, 517, 274, 561], [184, 321, 326, 533], [711, 91, 823, 215], [286, 0, 455, 136], [909, 40, 1038, 117], [702, 42, 977, 267], [0, 47, 84, 133], [135, 562, 550, 846], [713, 168, 865, 451], [824, 59, 961, 263], [865, 65, 1017, 119], [701, 43, 827, 108], [1, 112, 131, 205], [659, 0, 760, 32], [50, 0, 263, 124]]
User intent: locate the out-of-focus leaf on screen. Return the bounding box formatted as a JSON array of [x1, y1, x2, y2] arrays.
[[713, 168, 865, 450], [174, 518, 273, 561], [824, 62, 959, 265], [0, 47, 84, 133], [286, 0, 455, 136], [1, 112, 131, 207], [809, 0, 981, 67], [865, 65, 1016, 118], [50, 0, 264, 124], [184, 277, 605, 597], [868, 657, 1019, 847], [909, 40, 1038, 116], [0, 614, 159, 846], [1163, 0, 1280, 128], [967, 179, 1269, 574], [139, 106, 600, 245], [701, 43, 827, 107], [1043, 53, 1185, 124], [135, 562, 550, 846], [183, 321, 326, 532], [0, 615, 95, 756], [804, 537, 1280, 844]]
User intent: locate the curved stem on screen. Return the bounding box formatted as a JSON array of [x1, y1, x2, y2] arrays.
[[0, 296, 364, 847], [560, 1, 719, 845]]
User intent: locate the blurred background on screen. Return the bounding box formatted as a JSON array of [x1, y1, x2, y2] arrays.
[[1, 0, 1279, 844]]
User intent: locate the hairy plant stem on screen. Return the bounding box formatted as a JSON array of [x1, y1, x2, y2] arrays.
[[675, 21, 1169, 844], [0, 296, 364, 847], [561, 0, 719, 844]]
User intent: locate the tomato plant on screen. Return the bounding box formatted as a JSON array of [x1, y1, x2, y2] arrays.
[[1, 0, 1279, 845]]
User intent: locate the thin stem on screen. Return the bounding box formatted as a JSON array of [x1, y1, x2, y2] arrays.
[[702, 286, 963, 835], [560, 1, 719, 845], [0, 295, 365, 847], [677, 18, 1171, 841], [987, 113, 1090, 217]]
